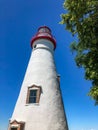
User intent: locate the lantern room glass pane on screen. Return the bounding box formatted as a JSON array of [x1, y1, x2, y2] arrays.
[[39, 28, 50, 33]]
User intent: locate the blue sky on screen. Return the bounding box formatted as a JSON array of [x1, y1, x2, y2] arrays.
[[0, 0, 98, 130]]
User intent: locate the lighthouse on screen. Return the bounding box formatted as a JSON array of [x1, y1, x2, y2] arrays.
[[8, 26, 68, 130]]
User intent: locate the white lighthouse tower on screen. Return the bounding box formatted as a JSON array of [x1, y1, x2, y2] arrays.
[[8, 26, 68, 130]]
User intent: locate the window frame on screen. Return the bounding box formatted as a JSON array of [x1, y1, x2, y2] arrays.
[[26, 85, 41, 104], [8, 120, 25, 130]]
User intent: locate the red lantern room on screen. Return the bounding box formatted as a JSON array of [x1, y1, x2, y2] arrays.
[[31, 26, 56, 49]]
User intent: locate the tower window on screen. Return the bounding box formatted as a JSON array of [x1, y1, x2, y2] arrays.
[[57, 75, 60, 83], [33, 44, 37, 49], [26, 85, 41, 104], [29, 90, 37, 103], [8, 120, 25, 130]]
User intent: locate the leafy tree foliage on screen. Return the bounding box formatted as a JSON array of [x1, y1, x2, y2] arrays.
[[61, 0, 98, 105]]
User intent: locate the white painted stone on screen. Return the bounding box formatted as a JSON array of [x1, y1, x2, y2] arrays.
[[10, 38, 68, 130]]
